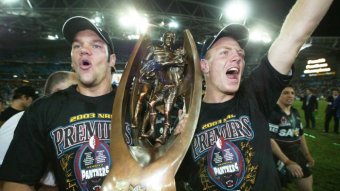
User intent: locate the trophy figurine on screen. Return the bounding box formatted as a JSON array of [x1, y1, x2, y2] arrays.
[[102, 29, 202, 191]]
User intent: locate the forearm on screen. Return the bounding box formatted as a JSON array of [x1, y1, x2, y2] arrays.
[[281, 0, 332, 40], [271, 139, 305, 177], [270, 139, 290, 164], [268, 0, 333, 74], [2, 181, 34, 191]]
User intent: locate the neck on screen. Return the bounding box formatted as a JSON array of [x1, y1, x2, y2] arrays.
[[77, 82, 112, 97], [203, 90, 234, 103], [278, 102, 291, 115]]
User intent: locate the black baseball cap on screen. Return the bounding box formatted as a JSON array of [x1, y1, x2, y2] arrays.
[[62, 16, 114, 55], [200, 24, 249, 58]]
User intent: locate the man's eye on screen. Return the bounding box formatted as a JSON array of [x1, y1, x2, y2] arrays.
[[222, 50, 229, 55], [73, 44, 80, 49], [93, 44, 101, 48]]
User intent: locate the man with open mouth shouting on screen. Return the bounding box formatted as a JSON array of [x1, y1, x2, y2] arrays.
[[0, 16, 116, 191], [176, 0, 333, 190]]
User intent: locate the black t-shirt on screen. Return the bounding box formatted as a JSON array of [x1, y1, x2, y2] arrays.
[[269, 104, 303, 148], [176, 56, 291, 191], [0, 106, 21, 122], [0, 85, 115, 191]]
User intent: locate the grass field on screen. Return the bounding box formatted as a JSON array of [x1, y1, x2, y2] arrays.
[[283, 100, 340, 191]]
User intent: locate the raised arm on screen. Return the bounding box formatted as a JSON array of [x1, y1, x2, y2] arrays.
[[268, 0, 333, 74]]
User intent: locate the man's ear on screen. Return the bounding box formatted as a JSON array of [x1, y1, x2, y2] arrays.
[[109, 54, 116, 67], [200, 59, 209, 73], [71, 62, 75, 71]]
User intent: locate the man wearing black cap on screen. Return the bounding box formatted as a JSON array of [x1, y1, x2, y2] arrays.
[[0, 16, 116, 191], [176, 0, 333, 190], [0, 85, 39, 126]]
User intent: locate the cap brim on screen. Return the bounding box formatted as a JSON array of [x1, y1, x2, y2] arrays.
[[201, 24, 249, 58], [208, 24, 249, 50], [62, 16, 114, 54]]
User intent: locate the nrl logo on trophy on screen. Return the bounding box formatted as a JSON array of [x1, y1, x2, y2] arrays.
[[102, 29, 202, 190]]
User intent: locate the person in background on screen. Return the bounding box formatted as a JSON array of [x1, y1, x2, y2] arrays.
[[0, 96, 5, 114], [324, 88, 339, 133], [0, 71, 77, 191], [43, 71, 77, 96], [332, 91, 340, 134], [301, 88, 318, 129], [175, 0, 332, 190], [269, 85, 314, 191], [0, 16, 116, 191], [0, 85, 39, 126]]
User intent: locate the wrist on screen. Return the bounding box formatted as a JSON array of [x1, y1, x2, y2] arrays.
[[284, 159, 294, 166], [304, 153, 312, 158]]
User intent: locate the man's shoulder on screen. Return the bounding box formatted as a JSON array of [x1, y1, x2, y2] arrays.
[[31, 87, 75, 108]]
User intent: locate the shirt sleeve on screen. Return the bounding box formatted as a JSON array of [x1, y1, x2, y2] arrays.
[[244, 55, 292, 118]]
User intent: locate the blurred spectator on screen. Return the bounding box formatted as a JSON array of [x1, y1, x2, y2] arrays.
[[333, 93, 340, 134], [0, 96, 5, 114], [0, 86, 39, 126], [324, 89, 339, 133], [301, 88, 318, 129]]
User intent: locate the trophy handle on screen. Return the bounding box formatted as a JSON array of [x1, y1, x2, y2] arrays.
[[102, 30, 201, 191]]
